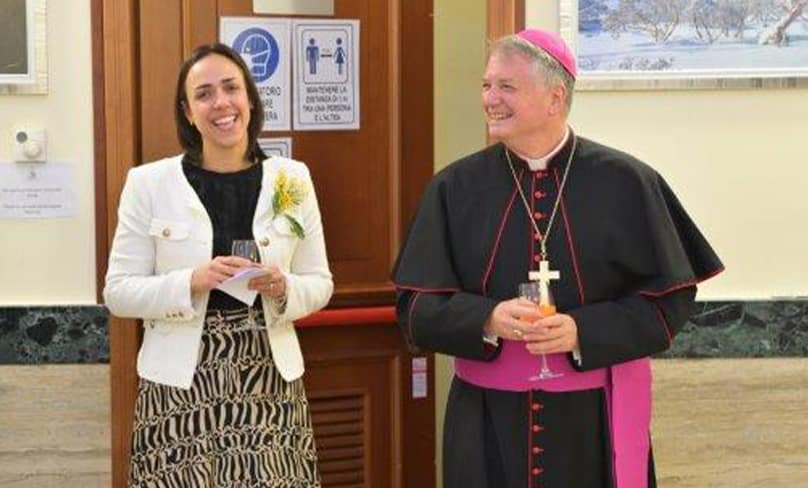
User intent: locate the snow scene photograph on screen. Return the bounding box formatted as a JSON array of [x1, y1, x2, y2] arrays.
[[572, 0, 808, 76]]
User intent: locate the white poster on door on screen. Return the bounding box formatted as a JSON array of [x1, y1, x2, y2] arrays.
[[258, 137, 292, 159], [220, 17, 292, 131], [293, 19, 360, 131]]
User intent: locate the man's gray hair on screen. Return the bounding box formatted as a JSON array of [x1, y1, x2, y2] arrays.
[[489, 34, 575, 112]]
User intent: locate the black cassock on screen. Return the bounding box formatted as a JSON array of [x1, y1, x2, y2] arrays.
[[392, 134, 723, 488]]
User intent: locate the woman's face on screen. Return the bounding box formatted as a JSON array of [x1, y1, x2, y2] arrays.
[[183, 54, 252, 158]]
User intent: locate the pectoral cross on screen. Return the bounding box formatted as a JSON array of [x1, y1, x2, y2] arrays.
[[528, 260, 559, 307]]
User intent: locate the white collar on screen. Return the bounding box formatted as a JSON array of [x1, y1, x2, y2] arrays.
[[513, 127, 571, 171]]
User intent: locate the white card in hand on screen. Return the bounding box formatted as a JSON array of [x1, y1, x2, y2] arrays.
[[215, 267, 269, 305]]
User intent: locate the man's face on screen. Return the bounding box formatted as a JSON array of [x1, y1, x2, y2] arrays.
[[482, 52, 560, 149]]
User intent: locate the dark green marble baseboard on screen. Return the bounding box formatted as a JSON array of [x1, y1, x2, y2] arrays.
[[1, 301, 806, 364], [0, 306, 108, 364], [662, 301, 808, 358]]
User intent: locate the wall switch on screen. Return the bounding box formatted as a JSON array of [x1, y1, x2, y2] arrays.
[[12, 127, 47, 162]]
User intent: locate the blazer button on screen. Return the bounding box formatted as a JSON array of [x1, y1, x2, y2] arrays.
[[162, 228, 171, 237], [259, 237, 270, 247]]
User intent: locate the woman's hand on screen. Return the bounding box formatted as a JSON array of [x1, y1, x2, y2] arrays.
[[191, 256, 257, 293], [247, 265, 287, 300]]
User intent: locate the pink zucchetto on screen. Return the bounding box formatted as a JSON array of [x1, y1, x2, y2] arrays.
[[516, 29, 577, 79]]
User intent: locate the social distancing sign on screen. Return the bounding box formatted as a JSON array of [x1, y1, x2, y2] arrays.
[[221, 17, 292, 131], [220, 17, 360, 133], [293, 20, 360, 131]]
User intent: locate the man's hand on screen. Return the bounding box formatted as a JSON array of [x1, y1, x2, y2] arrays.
[[522, 313, 579, 354], [484, 298, 548, 342]]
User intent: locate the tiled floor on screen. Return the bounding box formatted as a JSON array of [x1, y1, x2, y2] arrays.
[[2, 359, 806, 487], [653, 358, 808, 487], [0, 365, 110, 488]]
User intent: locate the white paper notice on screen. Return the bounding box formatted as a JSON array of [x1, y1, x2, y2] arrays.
[[215, 267, 270, 306], [412, 356, 428, 399], [259, 137, 293, 158], [221, 17, 292, 131], [293, 19, 360, 131], [0, 162, 77, 219]]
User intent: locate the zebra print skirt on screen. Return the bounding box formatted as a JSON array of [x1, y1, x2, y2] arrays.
[[129, 307, 320, 487]]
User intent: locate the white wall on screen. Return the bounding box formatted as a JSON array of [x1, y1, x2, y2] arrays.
[[434, 0, 487, 486], [527, 4, 808, 300], [435, 2, 488, 172], [0, 0, 96, 305]]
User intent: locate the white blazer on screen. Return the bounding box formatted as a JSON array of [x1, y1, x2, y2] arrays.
[[104, 154, 333, 389]]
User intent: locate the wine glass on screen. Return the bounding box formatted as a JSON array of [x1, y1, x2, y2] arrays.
[[518, 282, 563, 380], [231, 239, 259, 262]]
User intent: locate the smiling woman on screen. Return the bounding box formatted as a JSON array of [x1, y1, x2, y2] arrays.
[[104, 43, 333, 487]]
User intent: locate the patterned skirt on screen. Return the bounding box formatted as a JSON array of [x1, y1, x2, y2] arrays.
[[129, 308, 320, 487]]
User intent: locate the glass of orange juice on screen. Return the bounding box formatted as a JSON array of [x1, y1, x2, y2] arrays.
[[518, 282, 563, 380]]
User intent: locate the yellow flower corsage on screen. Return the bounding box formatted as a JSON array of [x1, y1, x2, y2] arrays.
[[272, 170, 307, 238]]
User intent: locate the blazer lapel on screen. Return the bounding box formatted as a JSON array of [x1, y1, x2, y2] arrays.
[[255, 157, 277, 223], [170, 156, 208, 216]]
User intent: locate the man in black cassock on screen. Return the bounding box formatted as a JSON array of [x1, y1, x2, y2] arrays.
[[392, 29, 723, 488]]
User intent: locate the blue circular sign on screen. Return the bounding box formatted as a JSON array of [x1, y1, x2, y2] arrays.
[[232, 27, 280, 83]]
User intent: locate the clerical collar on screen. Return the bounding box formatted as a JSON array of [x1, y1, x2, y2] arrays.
[[512, 127, 571, 171]]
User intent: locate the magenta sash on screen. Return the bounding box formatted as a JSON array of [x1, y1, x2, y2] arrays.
[[455, 339, 651, 488]]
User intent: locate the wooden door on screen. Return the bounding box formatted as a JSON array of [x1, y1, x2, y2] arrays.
[[94, 0, 435, 486]]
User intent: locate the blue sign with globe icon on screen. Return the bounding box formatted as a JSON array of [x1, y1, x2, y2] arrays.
[[232, 27, 280, 83]]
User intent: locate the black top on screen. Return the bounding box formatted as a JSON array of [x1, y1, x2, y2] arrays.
[[182, 156, 263, 310]]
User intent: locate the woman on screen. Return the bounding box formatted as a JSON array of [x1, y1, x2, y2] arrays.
[[104, 43, 333, 487]]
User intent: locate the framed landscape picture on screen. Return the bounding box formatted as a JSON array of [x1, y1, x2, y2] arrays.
[[559, 0, 808, 89]]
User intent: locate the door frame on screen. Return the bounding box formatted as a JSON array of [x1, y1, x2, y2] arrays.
[[488, 0, 524, 41], [92, 2, 140, 486]]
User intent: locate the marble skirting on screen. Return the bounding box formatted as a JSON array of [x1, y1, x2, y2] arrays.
[[0, 306, 108, 364], [662, 300, 808, 358], [0, 300, 806, 364]]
